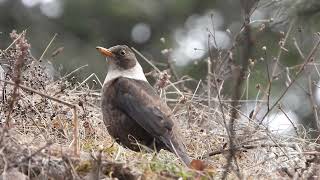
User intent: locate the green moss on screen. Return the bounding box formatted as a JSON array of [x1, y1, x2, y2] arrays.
[[75, 160, 93, 175], [146, 157, 193, 179]]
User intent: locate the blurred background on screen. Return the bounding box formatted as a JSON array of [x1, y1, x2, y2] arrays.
[[1, 0, 320, 136], [0, 0, 243, 80]]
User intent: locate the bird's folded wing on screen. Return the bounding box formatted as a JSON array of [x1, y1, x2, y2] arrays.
[[114, 77, 174, 137]]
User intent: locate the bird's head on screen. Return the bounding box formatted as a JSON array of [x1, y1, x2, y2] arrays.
[[96, 45, 147, 83], [96, 45, 137, 70]]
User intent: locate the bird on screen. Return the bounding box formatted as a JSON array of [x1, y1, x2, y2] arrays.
[[96, 45, 191, 166]]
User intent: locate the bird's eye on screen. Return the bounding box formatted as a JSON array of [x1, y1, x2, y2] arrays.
[[119, 50, 126, 56]]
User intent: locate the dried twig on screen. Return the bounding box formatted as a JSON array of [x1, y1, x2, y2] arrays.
[[260, 33, 320, 123], [39, 33, 58, 61], [293, 37, 305, 59], [4, 31, 25, 52], [252, 19, 296, 121], [5, 30, 30, 128], [202, 143, 297, 158], [308, 75, 320, 132], [222, 1, 253, 178], [131, 47, 184, 97], [278, 104, 299, 136], [263, 46, 271, 111]]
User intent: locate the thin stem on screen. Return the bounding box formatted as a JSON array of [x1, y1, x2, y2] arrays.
[[260, 34, 320, 123]]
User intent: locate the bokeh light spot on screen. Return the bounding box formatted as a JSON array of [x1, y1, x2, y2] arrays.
[[131, 23, 151, 44], [40, 0, 63, 18], [266, 111, 298, 135], [21, 0, 41, 7]]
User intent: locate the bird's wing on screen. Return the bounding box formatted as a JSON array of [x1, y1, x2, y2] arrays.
[[113, 77, 174, 137]]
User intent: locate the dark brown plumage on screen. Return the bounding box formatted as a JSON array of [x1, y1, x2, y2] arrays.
[[97, 45, 191, 165]]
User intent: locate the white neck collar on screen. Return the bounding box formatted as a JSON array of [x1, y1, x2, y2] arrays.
[[104, 62, 148, 84]]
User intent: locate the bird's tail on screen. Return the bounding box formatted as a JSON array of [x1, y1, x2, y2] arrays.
[[160, 133, 191, 166], [169, 139, 191, 166], [161, 134, 207, 170]]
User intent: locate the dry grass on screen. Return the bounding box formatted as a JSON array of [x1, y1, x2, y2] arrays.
[[1, 7, 320, 179]]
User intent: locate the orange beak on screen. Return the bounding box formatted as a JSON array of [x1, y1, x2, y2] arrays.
[[96, 46, 114, 57]]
